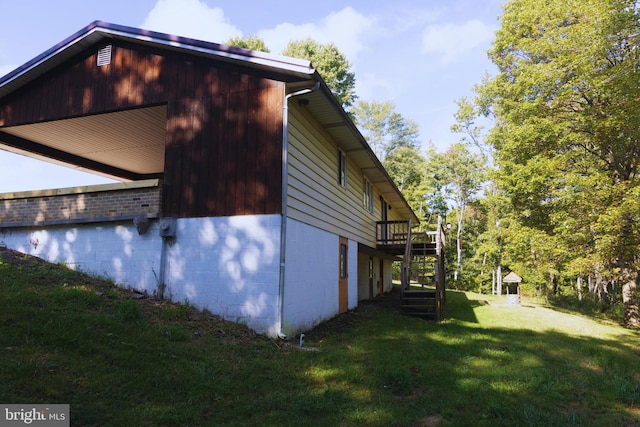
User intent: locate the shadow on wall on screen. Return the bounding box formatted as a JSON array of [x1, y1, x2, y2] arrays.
[[0, 213, 283, 335], [163, 214, 282, 335], [6, 222, 162, 294]]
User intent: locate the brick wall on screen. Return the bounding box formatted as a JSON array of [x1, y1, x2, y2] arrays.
[[0, 180, 161, 226]]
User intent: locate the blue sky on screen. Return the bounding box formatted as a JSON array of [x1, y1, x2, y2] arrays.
[[0, 0, 503, 192]]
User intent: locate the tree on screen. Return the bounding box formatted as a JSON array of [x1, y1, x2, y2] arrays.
[[352, 100, 419, 160], [434, 144, 486, 281], [225, 35, 270, 52], [382, 146, 447, 230], [282, 39, 357, 110], [478, 0, 640, 327], [450, 96, 489, 157]]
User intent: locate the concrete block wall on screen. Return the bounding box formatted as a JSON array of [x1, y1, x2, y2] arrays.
[[165, 215, 282, 335], [0, 214, 283, 336], [0, 177, 365, 336], [0, 180, 161, 226], [283, 218, 357, 336], [0, 221, 163, 295]]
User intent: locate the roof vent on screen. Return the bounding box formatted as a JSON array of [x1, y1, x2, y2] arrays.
[[97, 45, 112, 67]]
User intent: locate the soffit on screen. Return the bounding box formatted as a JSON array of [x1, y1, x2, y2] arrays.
[[0, 105, 166, 177], [300, 89, 418, 223]]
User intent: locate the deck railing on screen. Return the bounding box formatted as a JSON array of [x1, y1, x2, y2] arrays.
[[375, 219, 411, 246], [376, 220, 445, 248], [376, 217, 447, 321]]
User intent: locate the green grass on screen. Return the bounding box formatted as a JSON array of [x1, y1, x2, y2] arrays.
[[1, 251, 639, 426]]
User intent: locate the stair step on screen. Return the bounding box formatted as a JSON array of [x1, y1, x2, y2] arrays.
[[403, 290, 436, 297], [402, 305, 437, 318]]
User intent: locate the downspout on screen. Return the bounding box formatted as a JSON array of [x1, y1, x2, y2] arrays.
[[278, 81, 320, 339]]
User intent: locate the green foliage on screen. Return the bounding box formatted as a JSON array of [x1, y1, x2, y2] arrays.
[[382, 144, 450, 230], [467, 0, 640, 323], [431, 143, 487, 282], [118, 298, 142, 322], [225, 35, 270, 52], [451, 96, 489, 156], [352, 100, 419, 159], [282, 38, 357, 110]]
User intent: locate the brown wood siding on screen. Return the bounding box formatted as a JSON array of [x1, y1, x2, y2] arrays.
[[0, 40, 284, 218]]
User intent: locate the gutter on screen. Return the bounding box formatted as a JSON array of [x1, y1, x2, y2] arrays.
[[277, 81, 320, 340]]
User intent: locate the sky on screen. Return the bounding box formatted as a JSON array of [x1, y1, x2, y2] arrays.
[[0, 0, 504, 192]]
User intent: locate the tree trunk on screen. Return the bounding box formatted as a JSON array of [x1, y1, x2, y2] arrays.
[[453, 215, 463, 282], [577, 276, 582, 301], [492, 268, 495, 295], [621, 267, 640, 328]]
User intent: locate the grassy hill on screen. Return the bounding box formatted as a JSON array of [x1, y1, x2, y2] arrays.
[[1, 248, 639, 426]]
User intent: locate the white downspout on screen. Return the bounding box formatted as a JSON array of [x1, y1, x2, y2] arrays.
[[278, 81, 320, 339]]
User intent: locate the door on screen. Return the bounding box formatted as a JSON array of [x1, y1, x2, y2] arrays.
[[339, 236, 348, 313], [368, 256, 374, 298]]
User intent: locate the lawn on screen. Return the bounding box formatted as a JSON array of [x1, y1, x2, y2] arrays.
[[0, 248, 639, 426]]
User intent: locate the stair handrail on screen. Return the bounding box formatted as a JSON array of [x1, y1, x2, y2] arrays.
[[436, 216, 446, 320], [402, 218, 412, 291]]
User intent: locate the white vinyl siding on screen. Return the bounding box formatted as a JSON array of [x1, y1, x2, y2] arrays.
[[287, 104, 403, 246]]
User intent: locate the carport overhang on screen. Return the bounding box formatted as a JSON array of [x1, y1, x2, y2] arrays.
[[0, 21, 318, 183], [0, 20, 419, 224], [0, 105, 166, 181]]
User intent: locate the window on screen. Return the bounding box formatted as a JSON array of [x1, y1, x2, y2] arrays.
[[338, 149, 347, 188], [340, 243, 348, 278], [363, 178, 374, 213]]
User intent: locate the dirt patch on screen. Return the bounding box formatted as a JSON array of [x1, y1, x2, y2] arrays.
[[0, 246, 48, 268], [359, 287, 403, 309], [419, 414, 448, 426]]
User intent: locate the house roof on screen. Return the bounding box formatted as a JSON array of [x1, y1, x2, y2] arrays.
[[0, 21, 418, 223], [503, 272, 522, 283]]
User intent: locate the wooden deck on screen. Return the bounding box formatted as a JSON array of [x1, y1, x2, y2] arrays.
[[375, 218, 446, 321]]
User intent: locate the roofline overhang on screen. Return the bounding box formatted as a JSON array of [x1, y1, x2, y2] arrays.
[[0, 20, 419, 224], [286, 78, 420, 224], [0, 20, 316, 99]]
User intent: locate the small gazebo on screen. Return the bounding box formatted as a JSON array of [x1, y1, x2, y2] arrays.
[[503, 271, 522, 305]]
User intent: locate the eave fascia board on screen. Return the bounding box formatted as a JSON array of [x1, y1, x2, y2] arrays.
[[93, 21, 316, 76], [307, 78, 420, 224], [0, 21, 316, 97]]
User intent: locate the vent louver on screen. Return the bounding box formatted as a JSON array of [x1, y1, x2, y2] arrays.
[[97, 45, 112, 66]]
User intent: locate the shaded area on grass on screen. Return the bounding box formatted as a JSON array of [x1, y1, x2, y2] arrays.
[[302, 295, 640, 426], [0, 248, 639, 426]]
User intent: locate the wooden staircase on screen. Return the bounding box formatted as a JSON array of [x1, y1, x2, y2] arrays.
[[402, 236, 439, 319], [401, 289, 438, 318], [376, 217, 446, 321]]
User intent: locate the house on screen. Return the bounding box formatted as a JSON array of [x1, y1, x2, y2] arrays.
[[0, 22, 442, 337]]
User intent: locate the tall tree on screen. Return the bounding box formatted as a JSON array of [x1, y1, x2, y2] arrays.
[[382, 146, 447, 229], [225, 35, 270, 52], [451, 96, 490, 157], [435, 143, 486, 281], [282, 39, 357, 110], [479, 0, 640, 327], [352, 100, 419, 160]]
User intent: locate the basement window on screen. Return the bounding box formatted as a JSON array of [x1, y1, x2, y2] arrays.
[[97, 45, 112, 67]]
